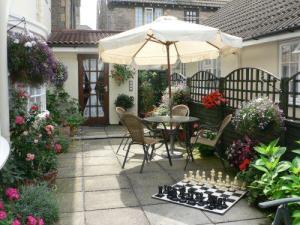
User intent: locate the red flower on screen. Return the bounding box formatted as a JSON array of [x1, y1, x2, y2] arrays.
[[6, 188, 20, 201], [202, 91, 227, 109], [54, 143, 62, 153], [31, 105, 39, 111], [15, 116, 25, 125], [239, 159, 251, 171]]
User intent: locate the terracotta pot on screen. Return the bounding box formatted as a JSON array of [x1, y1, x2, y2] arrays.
[[60, 126, 71, 136], [43, 170, 58, 185]]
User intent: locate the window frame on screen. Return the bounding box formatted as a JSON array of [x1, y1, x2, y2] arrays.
[[27, 85, 47, 112], [184, 9, 199, 24], [279, 39, 300, 78], [135, 7, 144, 27], [144, 7, 154, 25], [198, 58, 220, 77]]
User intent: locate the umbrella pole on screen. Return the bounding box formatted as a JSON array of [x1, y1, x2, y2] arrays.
[[166, 43, 172, 118]]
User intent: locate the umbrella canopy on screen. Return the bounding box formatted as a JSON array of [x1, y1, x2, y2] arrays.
[[99, 16, 242, 65], [98, 16, 242, 116]]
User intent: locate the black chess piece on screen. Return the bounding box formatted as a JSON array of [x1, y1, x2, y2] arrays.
[[216, 198, 224, 210], [167, 186, 173, 199], [187, 193, 196, 205], [222, 197, 228, 209], [163, 185, 168, 194], [196, 192, 205, 206], [171, 189, 179, 201], [156, 186, 164, 198]]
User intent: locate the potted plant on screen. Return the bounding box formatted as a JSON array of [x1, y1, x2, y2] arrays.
[[66, 113, 85, 136], [111, 64, 134, 86], [114, 94, 134, 110], [202, 91, 227, 109], [232, 97, 285, 143]]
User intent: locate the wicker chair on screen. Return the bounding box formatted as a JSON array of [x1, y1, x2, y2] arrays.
[[115, 107, 130, 154], [188, 114, 232, 169], [121, 113, 172, 173], [172, 104, 190, 117]]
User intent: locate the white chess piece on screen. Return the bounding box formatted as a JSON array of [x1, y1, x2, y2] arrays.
[[189, 171, 194, 179], [216, 171, 223, 188], [210, 169, 216, 185], [233, 176, 239, 190], [225, 175, 231, 188], [241, 182, 246, 191], [195, 170, 201, 184], [183, 173, 188, 182], [201, 171, 206, 182]]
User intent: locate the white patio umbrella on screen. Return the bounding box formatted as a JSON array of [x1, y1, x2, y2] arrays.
[[98, 16, 242, 114]]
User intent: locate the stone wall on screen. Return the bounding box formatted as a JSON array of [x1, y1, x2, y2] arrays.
[[97, 3, 218, 31]]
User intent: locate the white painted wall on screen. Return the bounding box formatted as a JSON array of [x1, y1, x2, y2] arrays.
[[54, 52, 79, 99], [109, 64, 138, 124], [8, 0, 51, 39]]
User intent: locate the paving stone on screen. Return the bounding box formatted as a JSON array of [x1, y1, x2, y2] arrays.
[[215, 218, 270, 225], [123, 161, 163, 174], [127, 171, 174, 188], [84, 164, 122, 176], [58, 152, 82, 159], [56, 177, 83, 193], [57, 212, 85, 225], [57, 166, 83, 178], [132, 185, 168, 206], [203, 200, 266, 223], [56, 192, 84, 213], [85, 207, 150, 225], [84, 175, 130, 191], [58, 157, 82, 168], [83, 156, 119, 166], [85, 189, 139, 210], [143, 203, 211, 225], [83, 149, 115, 158]]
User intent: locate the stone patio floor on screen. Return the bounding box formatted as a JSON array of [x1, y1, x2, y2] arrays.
[[56, 126, 270, 225]]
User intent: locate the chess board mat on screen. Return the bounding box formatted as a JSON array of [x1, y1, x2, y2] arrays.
[[152, 180, 247, 215]]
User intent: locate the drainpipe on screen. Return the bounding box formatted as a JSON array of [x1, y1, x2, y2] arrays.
[[0, 0, 12, 142]]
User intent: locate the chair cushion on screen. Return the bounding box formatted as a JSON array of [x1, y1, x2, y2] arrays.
[[191, 136, 217, 147], [144, 137, 161, 145]]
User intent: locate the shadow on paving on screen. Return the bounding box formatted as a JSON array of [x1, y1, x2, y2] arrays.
[[55, 134, 271, 225]]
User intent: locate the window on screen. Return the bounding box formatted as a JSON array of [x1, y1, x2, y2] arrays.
[[280, 40, 300, 99], [135, 7, 143, 27], [135, 7, 163, 27], [184, 10, 199, 24], [27, 86, 47, 112], [173, 62, 186, 75], [154, 8, 163, 20], [280, 40, 300, 78], [198, 58, 220, 77], [144, 8, 153, 24]]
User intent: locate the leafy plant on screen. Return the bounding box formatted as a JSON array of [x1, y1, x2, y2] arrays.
[[50, 62, 68, 87], [114, 94, 134, 110], [240, 139, 300, 224], [66, 113, 85, 129], [14, 184, 59, 225], [172, 84, 191, 105], [0, 158, 25, 189], [111, 64, 134, 86], [196, 143, 215, 157], [232, 97, 285, 136], [226, 136, 258, 171]]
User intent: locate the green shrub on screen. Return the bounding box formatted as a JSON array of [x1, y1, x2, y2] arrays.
[[114, 94, 134, 110], [14, 183, 59, 225], [111, 64, 134, 86], [196, 144, 215, 157]]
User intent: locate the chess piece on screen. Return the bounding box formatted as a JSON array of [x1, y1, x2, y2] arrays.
[[188, 171, 194, 180], [233, 176, 239, 190], [201, 171, 206, 182], [195, 170, 201, 184], [229, 181, 235, 192], [225, 175, 231, 188], [183, 173, 188, 182], [156, 186, 164, 198], [163, 185, 168, 194], [210, 169, 216, 185], [216, 171, 223, 188]]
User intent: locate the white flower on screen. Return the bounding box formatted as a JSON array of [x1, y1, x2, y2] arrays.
[[24, 42, 33, 48], [23, 131, 28, 136], [14, 39, 19, 44], [34, 139, 39, 144], [31, 41, 36, 46]]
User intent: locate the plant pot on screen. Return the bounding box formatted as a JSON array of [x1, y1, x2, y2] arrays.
[[43, 170, 58, 185], [70, 126, 78, 137], [60, 126, 71, 137]]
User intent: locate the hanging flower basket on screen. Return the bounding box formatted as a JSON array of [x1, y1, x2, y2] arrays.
[[8, 32, 58, 86], [111, 64, 134, 86]]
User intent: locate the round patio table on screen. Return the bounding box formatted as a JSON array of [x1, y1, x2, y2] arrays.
[[144, 116, 199, 163]]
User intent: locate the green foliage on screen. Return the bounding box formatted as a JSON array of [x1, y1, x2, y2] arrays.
[[138, 70, 168, 113], [172, 84, 191, 105], [240, 139, 300, 224], [46, 88, 84, 127], [196, 143, 215, 157], [114, 94, 134, 110], [111, 64, 134, 85], [14, 184, 59, 225], [0, 157, 25, 189]]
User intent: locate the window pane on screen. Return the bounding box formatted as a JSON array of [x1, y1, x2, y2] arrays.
[[154, 8, 163, 19], [144, 8, 153, 24], [135, 7, 143, 27]]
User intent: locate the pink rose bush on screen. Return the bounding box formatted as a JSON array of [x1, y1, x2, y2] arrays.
[[6, 188, 20, 201], [15, 116, 25, 125]]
